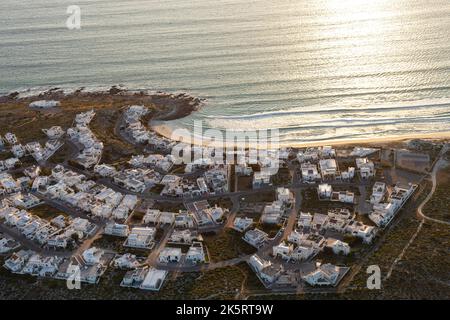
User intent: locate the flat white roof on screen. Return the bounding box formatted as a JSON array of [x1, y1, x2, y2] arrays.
[[140, 268, 167, 291]]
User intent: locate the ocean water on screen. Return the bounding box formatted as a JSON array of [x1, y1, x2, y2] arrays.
[[1, 0, 450, 144]]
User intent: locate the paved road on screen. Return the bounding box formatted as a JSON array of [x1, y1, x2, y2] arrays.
[[146, 224, 174, 266]]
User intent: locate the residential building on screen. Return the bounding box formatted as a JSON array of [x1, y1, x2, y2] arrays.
[[94, 164, 117, 177], [319, 159, 339, 179], [4, 133, 18, 145], [331, 191, 355, 204], [232, 217, 253, 232], [105, 222, 130, 237], [248, 254, 284, 285], [326, 239, 351, 255], [272, 242, 294, 260], [356, 158, 375, 179], [317, 183, 332, 199], [253, 171, 272, 189], [174, 212, 195, 228], [297, 212, 313, 228], [121, 267, 149, 288], [297, 148, 319, 163], [302, 263, 346, 287], [291, 245, 316, 262], [277, 187, 294, 204], [82, 247, 104, 265], [371, 182, 387, 204], [11, 144, 26, 158], [186, 242, 206, 264], [113, 253, 140, 269], [168, 229, 201, 244], [42, 126, 64, 139], [301, 163, 320, 182], [345, 220, 376, 243], [158, 247, 182, 263], [4, 250, 33, 273], [29, 100, 60, 109], [125, 227, 156, 249], [140, 268, 168, 291], [243, 228, 268, 248]]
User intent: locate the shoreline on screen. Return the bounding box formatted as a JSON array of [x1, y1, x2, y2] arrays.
[[151, 121, 450, 149], [0, 85, 204, 122], [2, 85, 449, 149]]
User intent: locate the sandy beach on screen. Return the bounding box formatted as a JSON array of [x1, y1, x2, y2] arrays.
[[151, 121, 450, 149]]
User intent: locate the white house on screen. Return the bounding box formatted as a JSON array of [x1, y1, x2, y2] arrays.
[[159, 211, 176, 225], [143, 209, 161, 224], [46, 235, 69, 249], [326, 239, 351, 255], [297, 148, 319, 163], [287, 229, 303, 245], [12, 193, 41, 209], [248, 254, 271, 273], [82, 247, 104, 265], [11, 144, 26, 158], [301, 163, 321, 182], [253, 171, 272, 189], [341, 167, 355, 180], [232, 217, 253, 232], [114, 253, 140, 269], [236, 164, 253, 176], [4, 250, 32, 273], [0, 237, 20, 254], [50, 215, 67, 228], [317, 183, 333, 199], [168, 229, 201, 244], [311, 213, 329, 231], [331, 191, 355, 204], [371, 182, 386, 204], [125, 227, 156, 249], [174, 213, 195, 228], [297, 212, 313, 228], [29, 100, 60, 109], [4, 133, 18, 145], [320, 146, 336, 158], [302, 263, 343, 287], [325, 217, 348, 233], [206, 205, 225, 222], [94, 164, 117, 177], [277, 187, 294, 204], [140, 268, 168, 291], [261, 201, 284, 224], [42, 126, 64, 139], [291, 245, 316, 262], [356, 158, 375, 179], [319, 159, 338, 179], [272, 242, 294, 260], [243, 228, 268, 248], [105, 222, 130, 237], [345, 220, 376, 243], [186, 241, 206, 264], [158, 247, 182, 263]]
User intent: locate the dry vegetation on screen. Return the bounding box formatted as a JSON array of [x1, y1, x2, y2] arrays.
[[202, 229, 256, 262]]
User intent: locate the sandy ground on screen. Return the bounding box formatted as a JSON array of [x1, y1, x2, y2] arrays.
[[151, 121, 450, 149]]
